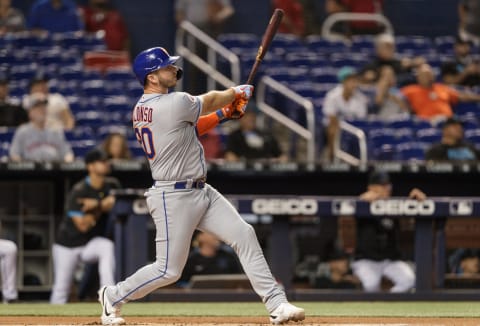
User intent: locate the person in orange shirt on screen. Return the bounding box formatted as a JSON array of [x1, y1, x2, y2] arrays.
[[401, 63, 480, 122]]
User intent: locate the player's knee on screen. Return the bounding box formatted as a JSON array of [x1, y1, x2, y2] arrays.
[[152, 261, 182, 283], [396, 272, 415, 291]]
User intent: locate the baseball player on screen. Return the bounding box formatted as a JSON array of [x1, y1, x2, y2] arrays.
[[98, 47, 305, 325], [0, 236, 18, 303], [50, 148, 120, 304]]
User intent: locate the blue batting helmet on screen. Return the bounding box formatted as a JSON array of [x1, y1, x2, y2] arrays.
[[133, 47, 181, 86]]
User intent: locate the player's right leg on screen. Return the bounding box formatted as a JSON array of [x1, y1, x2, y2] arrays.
[[103, 188, 208, 309], [198, 184, 304, 324], [50, 244, 82, 304], [0, 239, 18, 302], [383, 260, 415, 293]]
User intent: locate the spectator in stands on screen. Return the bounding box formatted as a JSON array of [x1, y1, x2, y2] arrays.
[[361, 33, 424, 87], [272, 0, 306, 37], [179, 231, 242, 285], [23, 76, 75, 131], [175, 0, 234, 38], [458, 0, 480, 46], [0, 78, 28, 127], [401, 63, 480, 122], [425, 118, 480, 162], [0, 0, 25, 35], [199, 129, 224, 161], [440, 38, 480, 87], [175, 0, 234, 94], [0, 231, 18, 304], [50, 148, 120, 304], [449, 248, 480, 275], [80, 0, 130, 51], [9, 93, 74, 163], [342, 0, 384, 35], [371, 66, 409, 121], [322, 66, 368, 162], [353, 171, 418, 293], [322, 0, 349, 37], [224, 110, 286, 162], [101, 132, 131, 161], [28, 0, 83, 34]]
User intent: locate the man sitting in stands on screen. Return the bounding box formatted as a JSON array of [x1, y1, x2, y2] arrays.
[[401, 63, 480, 122]]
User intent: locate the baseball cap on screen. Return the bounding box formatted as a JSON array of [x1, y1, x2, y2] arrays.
[[368, 171, 391, 185], [337, 66, 357, 82], [84, 148, 109, 165]]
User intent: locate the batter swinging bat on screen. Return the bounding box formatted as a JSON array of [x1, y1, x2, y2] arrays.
[[246, 8, 284, 84]]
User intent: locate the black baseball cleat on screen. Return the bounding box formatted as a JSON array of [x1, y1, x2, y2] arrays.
[[269, 302, 305, 324], [98, 286, 125, 325]]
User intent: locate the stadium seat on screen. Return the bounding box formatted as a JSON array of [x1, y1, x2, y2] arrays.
[[75, 111, 106, 128], [58, 64, 84, 82], [0, 127, 15, 143], [104, 67, 136, 83], [305, 35, 348, 55], [373, 143, 396, 161], [417, 128, 442, 143], [396, 142, 426, 161], [217, 33, 259, 50], [64, 126, 95, 141], [310, 67, 338, 84], [9, 63, 38, 81], [434, 36, 456, 55], [13, 32, 53, 51], [97, 125, 131, 140], [104, 96, 132, 113], [465, 129, 480, 147], [128, 140, 145, 159], [266, 66, 309, 84], [70, 140, 97, 158], [81, 79, 106, 97]]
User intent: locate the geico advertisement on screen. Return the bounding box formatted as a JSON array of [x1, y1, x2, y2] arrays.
[[370, 199, 435, 216], [251, 199, 318, 215]]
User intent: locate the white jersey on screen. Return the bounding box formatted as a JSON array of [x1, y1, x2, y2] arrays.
[[132, 92, 206, 181]]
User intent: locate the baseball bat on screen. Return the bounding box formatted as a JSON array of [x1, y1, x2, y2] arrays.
[[246, 8, 284, 84]]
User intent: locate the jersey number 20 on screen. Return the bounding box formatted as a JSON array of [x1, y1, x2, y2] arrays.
[[135, 127, 155, 159]]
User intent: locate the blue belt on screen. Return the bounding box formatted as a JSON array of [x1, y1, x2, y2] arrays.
[[174, 179, 205, 189]]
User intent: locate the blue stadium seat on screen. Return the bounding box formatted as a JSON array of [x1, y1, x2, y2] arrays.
[[416, 128, 442, 143], [126, 80, 143, 98], [75, 111, 105, 128], [9, 63, 38, 81], [386, 117, 415, 129], [396, 35, 434, 55], [434, 36, 456, 55], [285, 52, 329, 68], [465, 129, 480, 147], [64, 126, 95, 141], [70, 140, 97, 158], [350, 35, 375, 54], [305, 35, 348, 55], [217, 33, 259, 50], [373, 143, 396, 161], [0, 127, 15, 142], [13, 32, 54, 51], [310, 67, 338, 84], [58, 64, 84, 81], [396, 142, 426, 161], [81, 79, 106, 97], [266, 66, 309, 84], [104, 67, 136, 82], [104, 96, 132, 113]]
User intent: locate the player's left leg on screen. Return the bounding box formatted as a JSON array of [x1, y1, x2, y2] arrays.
[[0, 239, 18, 302], [80, 236, 115, 286], [198, 184, 304, 324], [383, 260, 415, 293]]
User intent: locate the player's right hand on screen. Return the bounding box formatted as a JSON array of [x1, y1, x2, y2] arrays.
[[231, 85, 254, 101]]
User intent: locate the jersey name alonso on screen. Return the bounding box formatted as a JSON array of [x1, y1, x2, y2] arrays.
[[133, 92, 206, 181]]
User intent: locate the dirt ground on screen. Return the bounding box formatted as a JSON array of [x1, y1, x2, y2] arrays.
[[1, 316, 479, 325]]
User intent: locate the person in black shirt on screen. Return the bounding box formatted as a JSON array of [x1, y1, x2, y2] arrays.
[[352, 171, 421, 292], [440, 38, 480, 87], [179, 231, 242, 285], [425, 118, 480, 162], [361, 34, 424, 87], [50, 148, 121, 304], [224, 110, 286, 162], [0, 78, 28, 127]]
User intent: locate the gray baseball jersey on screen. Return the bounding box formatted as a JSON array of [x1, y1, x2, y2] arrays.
[[106, 90, 288, 315], [132, 92, 205, 181], [9, 123, 73, 162]]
